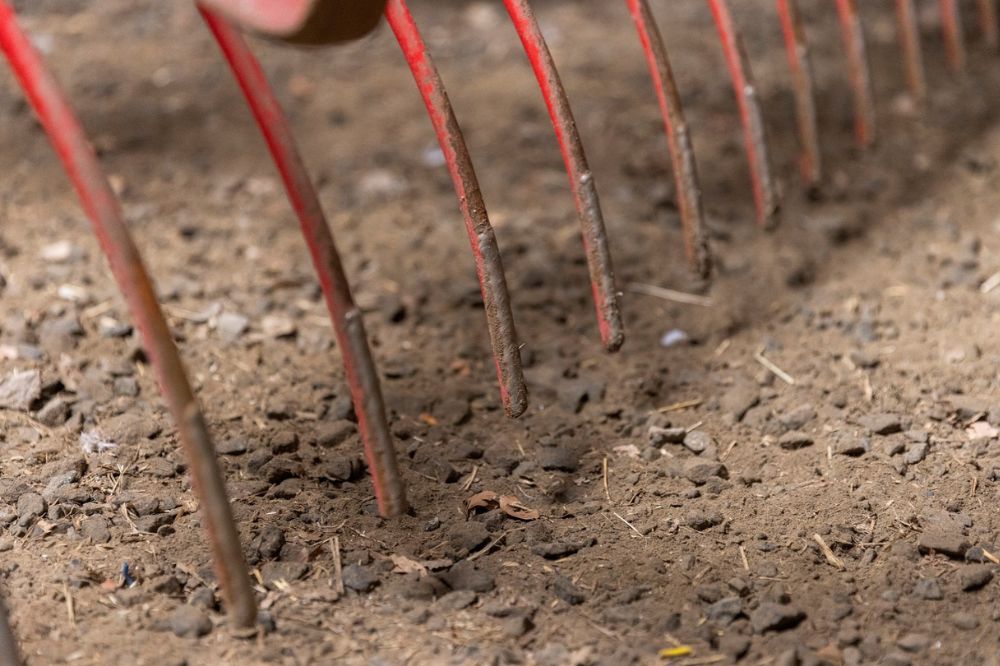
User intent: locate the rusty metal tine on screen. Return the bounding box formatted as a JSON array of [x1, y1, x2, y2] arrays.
[[706, 0, 780, 228], [384, 0, 528, 417], [501, 0, 624, 352], [938, 0, 967, 73], [0, 0, 256, 627], [775, 0, 822, 188], [978, 0, 999, 50], [625, 0, 711, 279], [199, 8, 408, 516], [895, 0, 928, 102], [0, 592, 20, 666], [834, 0, 877, 148]]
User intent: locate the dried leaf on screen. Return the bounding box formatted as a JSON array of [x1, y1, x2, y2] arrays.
[[465, 490, 539, 520], [464, 490, 500, 516], [966, 421, 999, 440], [498, 495, 540, 521], [389, 554, 427, 576]]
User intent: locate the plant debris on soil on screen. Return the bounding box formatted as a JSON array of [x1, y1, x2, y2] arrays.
[[3, 1, 1000, 664]]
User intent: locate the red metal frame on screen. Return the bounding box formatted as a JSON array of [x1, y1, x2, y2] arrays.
[[895, 0, 927, 102], [706, 0, 779, 227], [501, 0, 624, 352], [938, 0, 966, 73], [199, 7, 408, 517], [0, 0, 256, 627], [776, 0, 821, 187], [979, 0, 999, 50], [384, 0, 528, 417], [834, 0, 876, 148], [625, 0, 711, 278]]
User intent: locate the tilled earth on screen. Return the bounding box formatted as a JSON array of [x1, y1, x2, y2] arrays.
[[3, 1, 1000, 664]]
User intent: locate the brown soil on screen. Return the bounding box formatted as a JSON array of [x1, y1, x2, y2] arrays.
[[2, 1, 1000, 664]]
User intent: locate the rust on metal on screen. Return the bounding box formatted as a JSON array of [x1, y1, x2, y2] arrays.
[[706, 0, 779, 228], [200, 8, 409, 516], [385, 0, 528, 417], [938, 0, 967, 73], [834, 0, 877, 148], [978, 0, 999, 50], [502, 0, 624, 352], [894, 0, 927, 102], [626, 0, 711, 278], [0, 0, 257, 627], [775, 0, 821, 187]]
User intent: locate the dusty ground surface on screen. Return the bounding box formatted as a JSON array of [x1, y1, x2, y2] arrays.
[[2, 1, 1000, 664]]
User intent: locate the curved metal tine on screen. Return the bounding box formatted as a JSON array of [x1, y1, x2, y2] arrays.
[[0, 591, 21, 666], [834, 0, 877, 148], [199, 8, 408, 517], [938, 0, 967, 72], [775, 0, 822, 188], [625, 0, 711, 279], [384, 0, 527, 417], [501, 0, 624, 352], [706, 0, 780, 228], [978, 0, 999, 51], [895, 0, 928, 103], [0, 1, 256, 627]]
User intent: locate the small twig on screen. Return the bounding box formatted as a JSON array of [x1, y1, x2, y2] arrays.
[[720, 440, 738, 462], [713, 338, 731, 357], [331, 537, 344, 595], [602, 456, 612, 504], [627, 282, 713, 307], [813, 533, 846, 569], [980, 271, 1000, 294], [467, 527, 526, 562], [460, 465, 479, 492], [685, 420, 704, 434], [656, 398, 703, 413], [611, 511, 645, 538], [980, 547, 1000, 564], [739, 545, 750, 571], [754, 351, 795, 385], [63, 583, 75, 625]]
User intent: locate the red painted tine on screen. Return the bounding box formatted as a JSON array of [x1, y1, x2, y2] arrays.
[[706, 0, 779, 228], [384, 0, 528, 417], [775, 0, 822, 187], [895, 0, 927, 102], [979, 0, 999, 50], [938, 0, 967, 72], [0, 593, 20, 666], [0, 0, 256, 627], [834, 0, 877, 148], [501, 0, 624, 352], [625, 0, 711, 279], [199, 8, 408, 517]]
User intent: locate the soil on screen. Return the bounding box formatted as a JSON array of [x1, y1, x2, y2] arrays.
[[2, 1, 1000, 664]]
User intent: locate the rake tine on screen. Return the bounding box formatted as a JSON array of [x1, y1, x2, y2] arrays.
[[384, 0, 528, 418], [775, 0, 822, 188], [938, 0, 967, 73], [501, 0, 625, 352], [706, 0, 780, 228], [0, 0, 256, 627], [625, 0, 711, 279], [0, 592, 20, 666], [894, 0, 928, 102], [199, 8, 408, 516], [978, 0, 999, 50], [834, 0, 877, 148]]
